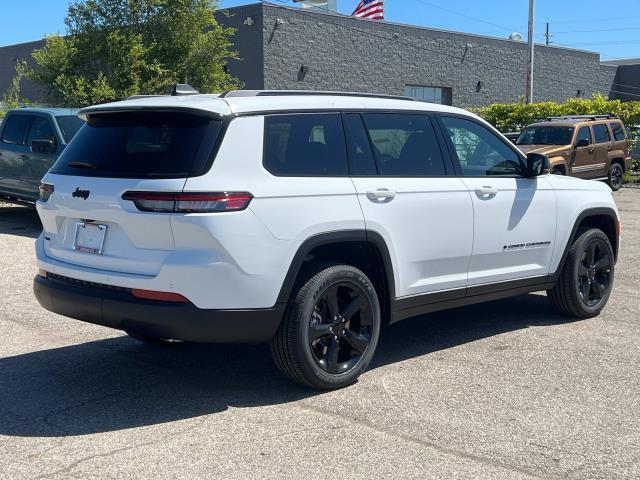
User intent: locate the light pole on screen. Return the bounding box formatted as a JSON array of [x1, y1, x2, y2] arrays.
[[525, 0, 535, 104]]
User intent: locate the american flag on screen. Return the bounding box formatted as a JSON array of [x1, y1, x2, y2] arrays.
[[352, 0, 384, 20]]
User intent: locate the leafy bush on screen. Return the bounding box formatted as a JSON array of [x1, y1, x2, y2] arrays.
[[472, 95, 640, 133]]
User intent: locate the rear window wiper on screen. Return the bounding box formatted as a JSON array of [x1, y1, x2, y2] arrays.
[[67, 161, 98, 170]]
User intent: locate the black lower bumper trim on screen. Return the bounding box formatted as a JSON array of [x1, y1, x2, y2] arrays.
[[33, 275, 284, 343]]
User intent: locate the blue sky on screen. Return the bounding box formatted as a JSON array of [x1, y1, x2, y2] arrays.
[[2, 0, 640, 61]]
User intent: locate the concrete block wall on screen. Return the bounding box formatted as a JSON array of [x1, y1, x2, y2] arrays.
[[260, 4, 617, 108]]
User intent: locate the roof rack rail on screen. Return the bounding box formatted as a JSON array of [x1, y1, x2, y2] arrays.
[[545, 114, 618, 121], [219, 90, 415, 101]]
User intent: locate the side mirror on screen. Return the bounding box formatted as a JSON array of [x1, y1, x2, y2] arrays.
[[526, 152, 550, 177], [576, 138, 589, 148], [31, 139, 56, 154]]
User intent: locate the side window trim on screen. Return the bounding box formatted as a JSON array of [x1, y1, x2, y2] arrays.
[[341, 112, 378, 177], [433, 113, 527, 178]]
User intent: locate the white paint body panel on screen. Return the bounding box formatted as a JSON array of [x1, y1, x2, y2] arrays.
[[351, 177, 473, 297], [461, 176, 557, 285], [36, 95, 620, 313]]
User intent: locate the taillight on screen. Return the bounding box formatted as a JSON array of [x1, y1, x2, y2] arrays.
[[121, 192, 252, 213], [39, 183, 54, 202]]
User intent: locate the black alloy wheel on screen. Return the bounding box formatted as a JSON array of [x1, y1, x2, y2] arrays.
[[548, 228, 615, 318], [608, 163, 624, 191], [270, 264, 381, 390], [576, 238, 613, 309], [308, 282, 373, 375]]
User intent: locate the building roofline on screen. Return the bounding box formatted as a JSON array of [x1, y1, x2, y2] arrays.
[[0, 38, 47, 50], [255, 2, 602, 57]]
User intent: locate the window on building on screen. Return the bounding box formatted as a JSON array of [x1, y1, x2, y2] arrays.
[[405, 85, 452, 105], [263, 113, 348, 176], [593, 124, 611, 144], [361, 113, 447, 177], [610, 122, 626, 141], [1, 115, 32, 145], [441, 116, 524, 177]]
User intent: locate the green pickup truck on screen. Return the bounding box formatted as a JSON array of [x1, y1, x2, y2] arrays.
[[0, 108, 84, 204]]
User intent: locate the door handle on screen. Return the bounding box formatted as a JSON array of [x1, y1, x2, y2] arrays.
[[366, 188, 397, 201], [588, 148, 594, 154], [475, 186, 498, 196]]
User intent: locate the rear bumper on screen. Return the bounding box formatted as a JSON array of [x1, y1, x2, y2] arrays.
[[33, 275, 284, 343]]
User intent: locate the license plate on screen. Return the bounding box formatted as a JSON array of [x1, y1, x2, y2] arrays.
[[73, 222, 107, 255]]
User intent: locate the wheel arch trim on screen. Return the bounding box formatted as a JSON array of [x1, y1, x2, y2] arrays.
[[555, 207, 620, 275], [275, 230, 396, 305]]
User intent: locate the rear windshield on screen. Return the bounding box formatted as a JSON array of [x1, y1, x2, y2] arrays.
[[57, 115, 85, 143], [50, 112, 220, 178]]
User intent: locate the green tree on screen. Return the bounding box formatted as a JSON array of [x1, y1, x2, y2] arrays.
[[30, 0, 241, 106], [1, 59, 28, 115]]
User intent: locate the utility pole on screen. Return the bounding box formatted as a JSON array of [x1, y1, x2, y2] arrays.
[[525, 0, 535, 104], [545, 22, 552, 46]]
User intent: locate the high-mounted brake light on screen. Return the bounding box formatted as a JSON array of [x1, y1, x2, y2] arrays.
[[39, 183, 55, 202], [121, 192, 253, 213]]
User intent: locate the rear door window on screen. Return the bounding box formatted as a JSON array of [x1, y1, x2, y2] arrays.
[[1, 115, 32, 145], [50, 112, 221, 178], [263, 113, 348, 176], [361, 113, 447, 176], [610, 122, 626, 141], [593, 124, 611, 143]]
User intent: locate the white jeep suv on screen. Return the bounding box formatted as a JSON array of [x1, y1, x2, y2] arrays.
[[34, 87, 620, 390]]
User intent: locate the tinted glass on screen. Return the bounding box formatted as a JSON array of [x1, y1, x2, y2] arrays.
[[593, 124, 611, 143], [1, 114, 31, 145], [516, 126, 574, 145], [264, 113, 348, 176], [575, 126, 592, 145], [51, 112, 219, 178], [57, 116, 86, 143], [361, 113, 446, 176], [442, 116, 524, 176], [27, 116, 56, 146], [611, 122, 626, 141], [343, 113, 377, 175]]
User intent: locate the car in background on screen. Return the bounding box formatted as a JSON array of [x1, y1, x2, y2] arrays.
[[514, 115, 632, 190], [503, 132, 520, 144], [0, 108, 84, 204]]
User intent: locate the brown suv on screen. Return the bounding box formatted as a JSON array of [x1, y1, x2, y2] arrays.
[[515, 115, 632, 190]]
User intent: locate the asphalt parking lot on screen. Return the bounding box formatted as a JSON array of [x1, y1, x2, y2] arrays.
[[0, 189, 638, 480]]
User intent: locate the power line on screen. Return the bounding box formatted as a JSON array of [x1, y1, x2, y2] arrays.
[[263, 1, 640, 99]]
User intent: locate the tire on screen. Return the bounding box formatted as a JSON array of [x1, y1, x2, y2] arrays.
[[551, 166, 565, 175], [547, 228, 615, 319], [607, 162, 624, 191], [270, 265, 381, 390], [126, 331, 179, 345]]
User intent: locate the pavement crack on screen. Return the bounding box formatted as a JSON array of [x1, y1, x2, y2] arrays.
[[296, 401, 561, 480], [34, 416, 209, 479]]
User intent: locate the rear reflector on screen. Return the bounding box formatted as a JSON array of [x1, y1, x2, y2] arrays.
[[38, 269, 48, 278], [122, 191, 252, 213], [39, 183, 54, 202], [131, 289, 190, 303]]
